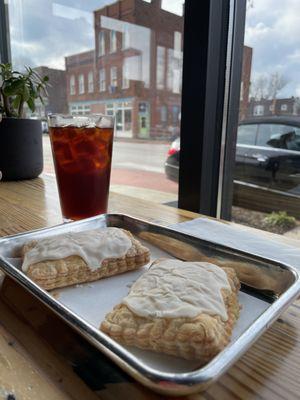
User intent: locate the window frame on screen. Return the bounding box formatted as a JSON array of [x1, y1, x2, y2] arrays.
[[0, 0, 247, 221], [78, 74, 85, 94], [98, 30, 105, 56], [110, 30, 117, 53], [88, 71, 94, 93], [110, 66, 118, 88], [99, 68, 106, 92], [69, 75, 76, 95]]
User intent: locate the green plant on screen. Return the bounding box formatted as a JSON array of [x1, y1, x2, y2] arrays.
[[264, 211, 296, 229], [0, 63, 49, 119]]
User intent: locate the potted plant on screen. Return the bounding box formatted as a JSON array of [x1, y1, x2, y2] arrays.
[[0, 63, 49, 181]]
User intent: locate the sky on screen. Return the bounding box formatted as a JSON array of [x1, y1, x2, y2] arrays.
[[7, 0, 300, 98], [244, 0, 300, 97]]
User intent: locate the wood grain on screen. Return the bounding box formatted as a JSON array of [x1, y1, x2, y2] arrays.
[[0, 173, 300, 399]]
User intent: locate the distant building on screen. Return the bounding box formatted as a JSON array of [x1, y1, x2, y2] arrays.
[[66, 0, 182, 139], [65, 0, 252, 138], [239, 46, 252, 121], [25, 66, 68, 119], [247, 97, 300, 118]]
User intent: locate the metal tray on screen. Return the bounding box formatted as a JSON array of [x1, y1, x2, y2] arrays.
[[0, 213, 299, 396]]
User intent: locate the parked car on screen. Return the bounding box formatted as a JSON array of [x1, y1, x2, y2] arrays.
[[165, 116, 300, 195]]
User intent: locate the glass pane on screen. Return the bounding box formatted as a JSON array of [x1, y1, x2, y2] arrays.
[[232, 0, 300, 236], [237, 124, 257, 145], [7, 0, 184, 205]]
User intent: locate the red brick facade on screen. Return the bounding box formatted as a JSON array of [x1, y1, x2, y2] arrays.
[[65, 0, 252, 138], [66, 0, 183, 139], [239, 46, 252, 121]]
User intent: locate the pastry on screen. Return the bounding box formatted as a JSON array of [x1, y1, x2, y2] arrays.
[[101, 258, 240, 362], [21, 228, 150, 290]]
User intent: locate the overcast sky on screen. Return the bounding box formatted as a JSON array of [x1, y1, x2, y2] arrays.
[[245, 0, 300, 97], [8, 0, 300, 98]]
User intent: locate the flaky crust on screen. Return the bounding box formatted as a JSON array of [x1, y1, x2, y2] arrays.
[[22, 230, 150, 291], [100, 265, 240, 362]]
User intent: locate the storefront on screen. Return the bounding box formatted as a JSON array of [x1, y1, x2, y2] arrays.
[[106, 101, 133, 138]]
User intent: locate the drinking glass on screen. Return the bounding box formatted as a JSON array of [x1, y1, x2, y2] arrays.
[[48, 114, 114, 221]]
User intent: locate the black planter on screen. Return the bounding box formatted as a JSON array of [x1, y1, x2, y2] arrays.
[[0, 118, 43, 181]]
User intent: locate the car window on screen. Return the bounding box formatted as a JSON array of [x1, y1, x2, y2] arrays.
[[237, 124, 257, 145], [257, 124, 300, 151]]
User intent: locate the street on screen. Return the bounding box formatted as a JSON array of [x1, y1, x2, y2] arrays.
[[43, 136, 178, 202]]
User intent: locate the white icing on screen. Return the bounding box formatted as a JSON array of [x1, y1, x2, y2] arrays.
[[123, 259, 231, 321], [22, 227, 132, 272]]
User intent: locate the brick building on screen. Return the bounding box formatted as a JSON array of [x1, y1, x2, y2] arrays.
[[25, 66, 68, 119], [239, 46, 252, 121], [66, 0, 183, 139], [65, 0, 252, 138], [247, 97, 300, 118]]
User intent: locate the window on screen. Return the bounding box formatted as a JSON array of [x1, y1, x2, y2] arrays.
[[5, 0, 185, 208], [99, 68, 106, 92], [70, 75, 75, 95], [122, 62, 130, 89], [122, 25, 130, 49], [237, 124, 257, 145], [98, 31, 105, 56], [281, 104, 288, 111], [110, 30, 117, 53], [256, 124, 300, 150], [240, 82, 244, 101], [88, 71, 94, 93], [78, 74, 84, 94], [160, 105, 168, 125], [110, 66, 117, 88], [156, 46, 165, 90], [167, 49, 182, 93], [71, 104, 91, 115], [269, 104, 274, 111], [253, 105, 264, 116]]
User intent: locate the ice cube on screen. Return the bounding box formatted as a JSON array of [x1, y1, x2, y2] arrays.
[[97, 116, 112, 128], [53, 140, 73, 161]]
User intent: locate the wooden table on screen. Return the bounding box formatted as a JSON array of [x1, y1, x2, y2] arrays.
[[0, 173, 300, 400]]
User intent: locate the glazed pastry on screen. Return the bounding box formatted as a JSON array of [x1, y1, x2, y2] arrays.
[[21, 228, 150, 290], [101, 258, 240, 362]]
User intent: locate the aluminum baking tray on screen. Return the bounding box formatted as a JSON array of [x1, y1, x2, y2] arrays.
[[0, 213, 299, 396]]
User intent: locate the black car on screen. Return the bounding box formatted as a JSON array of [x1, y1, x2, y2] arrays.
[[165, 116, 300, 195]]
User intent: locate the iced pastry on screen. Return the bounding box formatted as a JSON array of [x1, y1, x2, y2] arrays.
[[21, 228, 150, 290], [101, 258, 240, 362]]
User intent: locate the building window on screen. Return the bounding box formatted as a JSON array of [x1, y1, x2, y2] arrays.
[[167, 49, 182, 93], [240, 82, 244, 101], [161, 105, 168, 125], [269, 104, 274, 111], [122, 62, 130, 89], [281, 104, 288, 111], [99, 68, 106, 92], [70, 75, 76, 95], [78, 74, 84, 94], [98, 31, 105, 56], [122, 26, 130, 49], [88, 71, 94, 93], [110, 30, 117, 53], [253, 104, 264, 116], [71, 104, 91, 115], [111, 66, 118, 88], [156, 46, 165, 90]]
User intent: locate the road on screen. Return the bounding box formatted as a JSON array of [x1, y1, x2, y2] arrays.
[[43, 136, 178, 197], [112, 141, 168, 173]]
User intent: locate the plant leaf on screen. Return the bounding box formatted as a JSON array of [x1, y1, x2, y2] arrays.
[[27, 97, 35, 112], [2, 79, 24, 96]]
